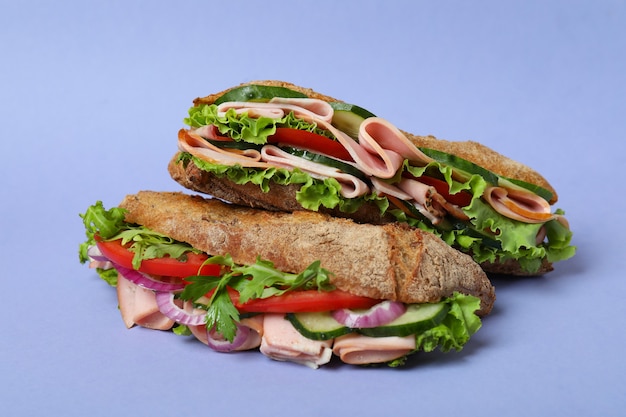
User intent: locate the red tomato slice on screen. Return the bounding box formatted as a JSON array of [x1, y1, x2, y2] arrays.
[[96, 237, 220, 278], [225, 287, 380, 313], [268, 128, 353, 161]]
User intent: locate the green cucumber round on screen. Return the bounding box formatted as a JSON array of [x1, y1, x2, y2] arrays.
[[419, 147, 554, 202], [214, 85, 308, 105], [287, 312, 352, 340], [358, 303, 449, 338], [329, 102, 376, 139], [281, 147, 369, 182]]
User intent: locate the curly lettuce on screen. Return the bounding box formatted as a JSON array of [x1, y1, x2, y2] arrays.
[[184, 104, 331, 145]]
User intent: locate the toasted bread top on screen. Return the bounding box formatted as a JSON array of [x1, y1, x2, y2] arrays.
[[119, 191, 495, 315]]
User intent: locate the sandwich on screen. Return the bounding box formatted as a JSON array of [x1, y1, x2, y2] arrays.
[[168, 80, 575, 276], [79, 191, 495, 368]]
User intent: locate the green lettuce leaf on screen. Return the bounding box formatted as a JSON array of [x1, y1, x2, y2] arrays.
[[415, 292, 482, 353], [178, 152, 387, 213], [181, 150, 578, 274], [184, 104, 330, 145], [79, 201, 127, 263], [79, 201, 201, 282]]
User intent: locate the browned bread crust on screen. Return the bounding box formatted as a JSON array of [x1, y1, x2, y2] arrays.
[[119, 191, 495, 315], [168, 153, 393, 225], [190, 80, 557, 203]]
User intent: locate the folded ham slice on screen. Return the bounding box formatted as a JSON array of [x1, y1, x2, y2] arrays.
[[260, 314, 333, 369], [116, 274, 175, 330], [332, 333, 416, 365]]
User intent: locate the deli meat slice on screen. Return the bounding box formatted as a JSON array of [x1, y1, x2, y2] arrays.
[[359, 117, 432, 165], [483, 186, 555, 223], [116, 273, 175, 330], [260, 314, 333, 369], [332, 333, 416, 365], [177, 129, 271, 168], [260, 145, 370, 198], [216, 97, 334, 122]]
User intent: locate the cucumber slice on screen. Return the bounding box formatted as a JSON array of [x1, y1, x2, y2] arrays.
[[419, 147, 554, 202], [281, 147, 369, 182], [329, 102, 376, 139], [287, 311, 352, 340], [419, 147, 500, 185], [358, 303, 449, 338], [214, 84, 308, 105], [501, 177, 554, 203]]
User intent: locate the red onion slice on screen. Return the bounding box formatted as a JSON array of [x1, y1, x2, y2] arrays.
[[87, 245, 109, 262], [155, 291, 206, 326], [114, 264, 186, 293], [207, 323, 250, 352], [331, 300, 406, 328], [87, 245, 114, 269]]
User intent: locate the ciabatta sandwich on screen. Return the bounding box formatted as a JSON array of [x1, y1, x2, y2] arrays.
[[79, 191, 495, 368], [168, 80, 575, 276]]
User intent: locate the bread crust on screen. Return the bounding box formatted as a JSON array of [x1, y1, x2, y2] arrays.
[[168, 153, 393, 225], [119, 191, 495, 315]]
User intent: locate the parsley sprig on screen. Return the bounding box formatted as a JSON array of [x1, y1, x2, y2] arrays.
[[180, 255, 334, 342]]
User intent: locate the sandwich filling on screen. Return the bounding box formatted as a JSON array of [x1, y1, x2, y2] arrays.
[[79, 200, 484, 368], [175, 85, 575, 274]]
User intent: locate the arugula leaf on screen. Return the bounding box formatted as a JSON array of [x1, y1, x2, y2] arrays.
[[79, 201, 127, 263], [115, 228, 200, 270], [79, 201, 201, 270], [232, 258, 334, 302], [179, 255, 334, 342]]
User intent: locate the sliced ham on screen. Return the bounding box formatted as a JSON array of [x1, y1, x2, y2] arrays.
[[192, 124, 231, 141], [371, 177, 443, 224], [216, 101, 286, 119], [216, 98, 334, 122], [116, 273, 175, 330], [213, 99, 416, 179], [269, 97, 334, 122], [359, 117, 432, 165], [332, 333, 416, 365], [260, 145, 370, 198], [307, 117, 406, 179], [177, 129, 270, 168], [260, 314, 333, 369], [483, 186, 555, 224], [396, 177, 447, 223]]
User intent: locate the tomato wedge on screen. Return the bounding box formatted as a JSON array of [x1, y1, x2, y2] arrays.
[[221, 287, 380, 313], [268, 128, 353, 161], [96, 237, 220, 278]]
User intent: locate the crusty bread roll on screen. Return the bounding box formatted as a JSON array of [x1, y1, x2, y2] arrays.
[[119, 191, 495, 315]]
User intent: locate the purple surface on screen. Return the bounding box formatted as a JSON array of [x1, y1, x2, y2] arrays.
[[1, 1, 624, 416]]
